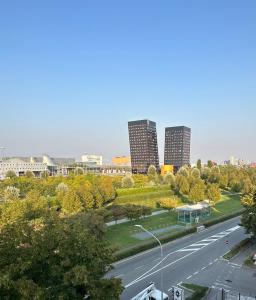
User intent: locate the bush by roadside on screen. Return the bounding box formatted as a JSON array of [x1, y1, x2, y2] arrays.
[[223, 238, 251, 260]]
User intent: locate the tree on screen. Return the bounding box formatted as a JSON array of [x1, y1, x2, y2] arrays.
[[242, 178, 254, 195], [147, 165, 157, 182], [207, 160, 213, 168], [5, 170, 17, 179], [4, 186, 20, 202], [176, 175, 190, 195], [124, 205, 142, 221], [163, 173, 175, 187], [189, 181, 205, 203], [207, 183, 221, 206], [219, 175, 228, 189], [41, 170, 50, 179], [111, 205, 126, 224], [159, 197, 178, 212], [241, 191, 256, 239], [25, 170, 35, 178], [121, 174, 134, 188], [56, 182, 69, 194], [0, 215, 123, 299], [61, 189, 83, 215], [74, 167, 84, 175], [177, 166, 190, 177], [191, 168, 200, 179], [197, 159, 202, 170]]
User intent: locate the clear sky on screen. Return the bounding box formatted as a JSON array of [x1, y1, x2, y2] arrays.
[[0, 0, 255, 163]]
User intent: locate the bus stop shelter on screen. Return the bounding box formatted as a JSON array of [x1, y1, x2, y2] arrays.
[[176, 201, 211, 224]]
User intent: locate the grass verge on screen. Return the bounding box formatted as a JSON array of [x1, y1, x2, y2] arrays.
[[223, 238, 251, 260], [181, 283, 208, 300], [113, 210, 244, 261]]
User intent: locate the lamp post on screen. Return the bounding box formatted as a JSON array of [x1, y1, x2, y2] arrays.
[[134, 224, 163, 300]]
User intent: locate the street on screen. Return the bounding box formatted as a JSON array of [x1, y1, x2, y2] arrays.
[[108, 216, 256, 299]]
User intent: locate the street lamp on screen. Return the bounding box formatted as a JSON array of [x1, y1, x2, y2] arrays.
[[134, 224, 164, 300]]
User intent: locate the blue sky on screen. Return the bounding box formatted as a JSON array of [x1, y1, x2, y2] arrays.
[[0, 0, 255, 163]]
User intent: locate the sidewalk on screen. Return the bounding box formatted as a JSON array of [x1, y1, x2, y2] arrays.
[[106, 209, 168, 227]]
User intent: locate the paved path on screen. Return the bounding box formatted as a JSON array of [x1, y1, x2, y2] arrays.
[[107, 216, 255, 299], [106, 209, 168, 226]]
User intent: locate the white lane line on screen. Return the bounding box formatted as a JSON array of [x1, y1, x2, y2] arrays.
[[201, 239, 217, 242], [178, 248, 201, 252], [191, 243, 210, 246], [153, 258, 161, 262], [124, 225, 240, 288], [135, 265, 145, 270], [186, 275, 192, 279], [193, 271, 199, 275], [209, 262, 213, 266], [125, 251, 195, 288], [214, 258, 218, 262], [115, 274, 124, 278], [177, 281, 183, 286], [201, 266, 206, 270]]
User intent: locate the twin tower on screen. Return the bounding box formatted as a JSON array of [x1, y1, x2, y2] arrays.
[[128, 119, 191, 174]]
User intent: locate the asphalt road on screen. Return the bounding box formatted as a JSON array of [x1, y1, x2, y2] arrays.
[[108, 216, 251, 299]]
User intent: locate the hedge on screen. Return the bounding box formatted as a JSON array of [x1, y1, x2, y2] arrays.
[[114, 209, 245, 261]]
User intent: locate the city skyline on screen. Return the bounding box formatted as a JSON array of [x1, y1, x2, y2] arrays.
[[1, 1, 255, 163]]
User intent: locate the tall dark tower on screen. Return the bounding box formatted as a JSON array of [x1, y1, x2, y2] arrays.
[[128, 119, 160, 174], [164, 126, 191, 172]]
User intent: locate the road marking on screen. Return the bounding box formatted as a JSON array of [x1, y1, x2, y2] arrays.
[[124, 225, 241, 289], [178, 248, 201, 252], [177, 281, 183, 286], [193, 271, 199, 275], [135, 265, 144, 270], [201, 266, 206, 270], [125, 251, 195, 288], [115, 274, 124, 278], [186, 275, 192, 279], [201, 238, 217, 242], [191, 243, 210, 246]]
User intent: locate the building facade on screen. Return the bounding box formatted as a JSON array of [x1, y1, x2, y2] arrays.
[[164, 126, 191, 172], [0, 158, 47, 179], [112, 156, 131, 166], [81, 154, 103, 166], [128, 119, 160, 174]]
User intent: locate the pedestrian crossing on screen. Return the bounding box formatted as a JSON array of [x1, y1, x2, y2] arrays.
[[177, 225, 240, 253]]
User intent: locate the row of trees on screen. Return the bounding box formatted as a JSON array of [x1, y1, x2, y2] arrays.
[[0, 176, 124, 299]]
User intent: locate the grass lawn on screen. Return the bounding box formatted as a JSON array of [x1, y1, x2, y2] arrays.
[[181, 283, 208, 300], [223, 238, 251, 260], [106, 193, 242, 251], [114, 189, 175, 208]]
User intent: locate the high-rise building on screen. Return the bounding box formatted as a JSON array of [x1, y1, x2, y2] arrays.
[[164, 126, 191, 172], [128, 119, 160, 174]]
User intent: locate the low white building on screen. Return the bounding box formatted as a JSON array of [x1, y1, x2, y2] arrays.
[[0, 158, 47, 179], [81, 154, 103, 166]]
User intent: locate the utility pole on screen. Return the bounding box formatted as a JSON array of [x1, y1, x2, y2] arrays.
[[0, 147, 6, 161]]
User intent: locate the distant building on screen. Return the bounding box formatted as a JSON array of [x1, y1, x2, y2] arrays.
[[128, 119, 159, 174], [112, 156, 131, 166], [0, 158, 47, 179], [164, 126, 191, 172], [161, 165, 174, 176], [250, 162, 256, 168], [81, 154, 103, 166]]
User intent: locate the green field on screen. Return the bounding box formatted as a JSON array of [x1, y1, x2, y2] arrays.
[[106, 193, 242, 251], [114, 186, 175, 208]]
